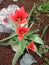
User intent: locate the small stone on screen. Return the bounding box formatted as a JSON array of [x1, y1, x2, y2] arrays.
[[6, 5, 19, 14], [0, 15, 5, 23], [0, 8, 7, 16], [0, 24, 5, 33], [5, 28, 14, 33], [0, 24, 14, 33], [0, 5, 19, 33], [0, 5, 19, 16], [0, 0, 3, 3], [20, 53, 37, 65], [0, 18, 2, 22], [11, 45, 18, 52], [13, 0, 18, 2]]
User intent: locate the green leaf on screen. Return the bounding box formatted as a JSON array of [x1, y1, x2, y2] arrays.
[[25, 29, 39, 37], [29, 21, 34, 28], [0, 33, 17, 43], [0, 36, 20, 46], [39, 44, 49, 54], [0, 39, 18, 46], [34, 10, 40, 18], [12, 37, 19, 44], [28, 34, 44, 44], [41, 24, 49, 38], [38, 1, 49, 12], [45, 57, 49, 64], [35, 45, 42, 57], [46, 14, 49, 17], [27, 4, 37, 22], [12, 39, 26, 65]]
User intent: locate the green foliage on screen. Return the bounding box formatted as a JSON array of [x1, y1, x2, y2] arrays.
[[42, 57, 49, 65], [0, 40, 17, 46], [42, 62, 48, 65], [34, 10, 40, 19], [28, 34, 44, 44], [0, 33, 17, 42], [38, 1, 49, 12], [25, 29, 39, 37], [12, 39, 26, 65], [45, 57, 49, 64], [29, 21, 34, 28], [0, 37, 19, 46], [35, 45, 42, 57], [27, 4, 37, 22], [41, 24, 49, 38], [46, 14, 49, 17], [39, 44, 49, 54]]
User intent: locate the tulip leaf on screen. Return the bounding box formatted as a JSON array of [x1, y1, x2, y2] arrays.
[[38, 1, 49, 12], [41, 24, 49, 38], [12, 37, 19, 44], [0, 39, 18, 46], [0, 37, 19, 46], [12, 39, 26, 65], [26, 29, 39, 37], [28, 34, 44, 44], [0, 33, 17, 43], [27, 4, 37, 22], [35, 45, 42, 57], [29, 21, 34, 28]]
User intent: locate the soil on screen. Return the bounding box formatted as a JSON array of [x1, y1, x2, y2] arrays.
[[0, 0, 49, 65]]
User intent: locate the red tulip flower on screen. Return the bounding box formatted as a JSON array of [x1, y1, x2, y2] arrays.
[[16, 26, 29, 40], [26, 41, 36, 51], [8, 6, 28, 24]]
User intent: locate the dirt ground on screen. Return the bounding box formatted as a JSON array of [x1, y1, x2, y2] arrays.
[[0, 0, 49, 65]]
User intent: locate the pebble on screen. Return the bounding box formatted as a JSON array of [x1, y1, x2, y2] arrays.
[[0, 24, 14, 33], [20, 53, 37, 65], [0, 0, 3, 3], [13, 0, 18, 2], [0, 5, 19, 16], [0, 5, 19, 33], [0, 24, 5, 33]]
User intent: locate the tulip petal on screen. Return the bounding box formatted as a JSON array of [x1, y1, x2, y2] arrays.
[[26, 41, 36, 51], [8, 14, 16, 21]]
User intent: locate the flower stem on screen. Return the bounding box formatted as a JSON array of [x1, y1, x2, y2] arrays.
[[29, 21, 34, 28]]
